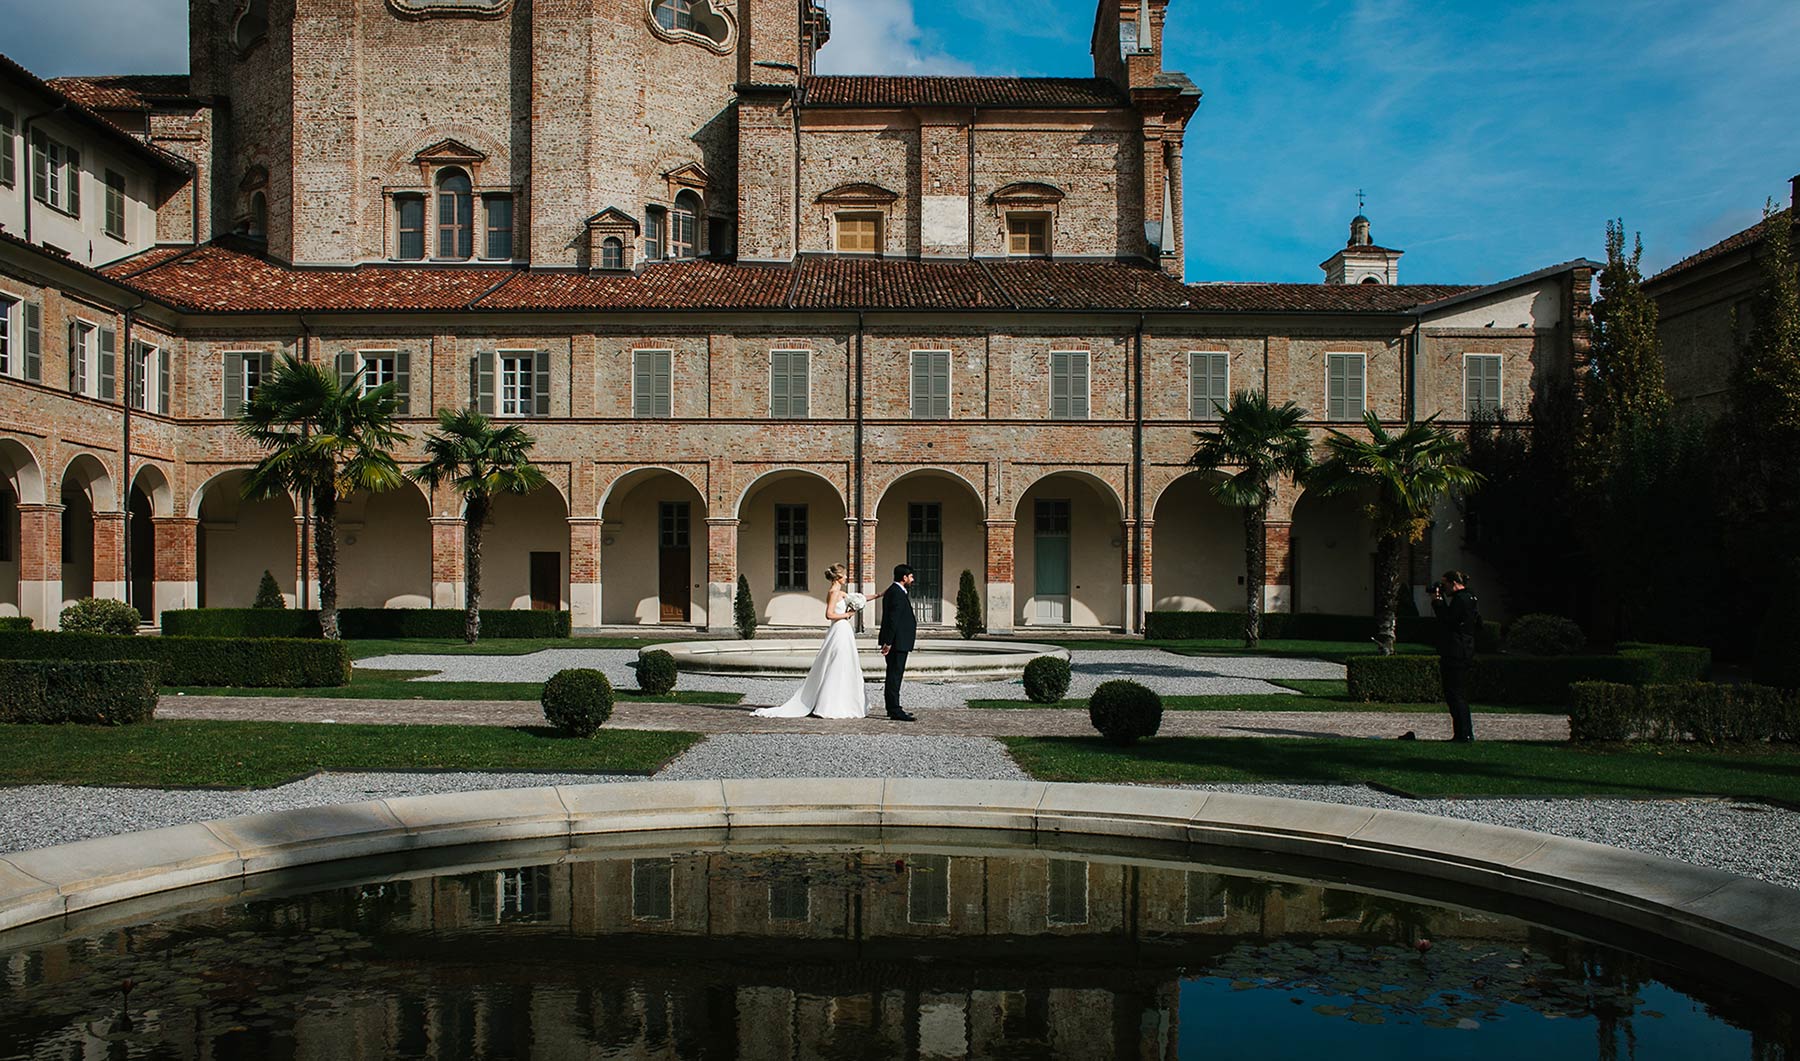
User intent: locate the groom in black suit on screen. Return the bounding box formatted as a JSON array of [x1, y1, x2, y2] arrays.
[[879, 564, 918, 722]]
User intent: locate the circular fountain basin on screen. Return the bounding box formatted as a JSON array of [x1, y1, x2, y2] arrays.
[[651, 638, 1069, 681]]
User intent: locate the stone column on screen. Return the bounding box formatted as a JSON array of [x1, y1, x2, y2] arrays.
[[430, 516, 463, 610], [151, 516, 199, 623], [1119, 518, 1140, 634], [568, 517, 603, 630], [1264, 520, 1294, 614], [705, 518, 739, 632], [1136, 517, 1155, 633], [984, 518, 1015, 636], [293, 515, 319, 609], [1165, 135, 1185, 279], [90, 510, 126, 602], [16, 504, 63, 629]]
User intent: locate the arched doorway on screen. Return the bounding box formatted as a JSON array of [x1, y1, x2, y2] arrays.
[[735, 470, 848, 628], [1291, 486, 1378, 615], [1151, 472, 1243, 612], [600, 470, 707, 625], [1014, 471, 1124, 628], [129, 465, 174, 621], [0, 439, 46, 619], [194, 469, 296, 608], [487, 486, 570, 612], [337, 483, 432, 608], [59, 454, 115, 603], [873, 470, 986, 629]]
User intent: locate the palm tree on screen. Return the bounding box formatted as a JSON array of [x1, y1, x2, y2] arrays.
[[239, 356, 406, 640], [1304, 413, 1483, 655], [408, 409, 547, 643], [1188, 390, 1313, 647]]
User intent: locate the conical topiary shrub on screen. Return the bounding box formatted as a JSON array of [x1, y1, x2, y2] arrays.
[[955, 569, 984, 640], [734, 573, 758, 640], [253, 569, 287, 609]]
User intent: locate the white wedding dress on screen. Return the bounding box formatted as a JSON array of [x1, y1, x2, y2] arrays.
[[753, 611, 868, 719]]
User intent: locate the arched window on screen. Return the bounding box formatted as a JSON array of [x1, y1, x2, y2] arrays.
[[601, 237, 624, 270], [436, 168, 473, 260], [1361, 275, 1382, 285], [248, 192, 267, 239], [670, 190, 701, 259], [651, 0, 731, 44], [233, 0, 270, 53]]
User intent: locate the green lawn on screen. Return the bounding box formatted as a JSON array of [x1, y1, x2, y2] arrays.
[[166, 669, 741, 705], [1153, 639, 1438, 662], [966, 674, 1542, 715], [345, 637, 674, 660], [0, 721, 701, 789], [1002, 736, 1800, 803]]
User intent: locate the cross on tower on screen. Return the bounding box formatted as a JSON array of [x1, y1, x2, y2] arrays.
[[1357, 189, 1366, 213]]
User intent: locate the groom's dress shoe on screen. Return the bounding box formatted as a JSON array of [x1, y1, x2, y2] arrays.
[[888, 710, 916, 723]]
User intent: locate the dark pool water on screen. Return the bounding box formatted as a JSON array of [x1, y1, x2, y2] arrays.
[[0, 846, 1791, 1059]]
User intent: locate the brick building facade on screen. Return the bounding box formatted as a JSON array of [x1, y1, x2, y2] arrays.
[[0, 0, 1594, 632]]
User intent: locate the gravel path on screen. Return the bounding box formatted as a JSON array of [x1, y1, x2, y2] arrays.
[[654, 735, 1032, 781], [355, 647, 1345, 706]]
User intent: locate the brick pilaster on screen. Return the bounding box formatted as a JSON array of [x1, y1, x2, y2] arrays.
[[16, 504, 63, 629], [1263, 520, 1294, 614], [984, 518, 1015, 635], [430, 516, 464, 610], [568, 516, 603, 629], [705, 517, 739, 632], [151, 516, 199, 622], [91, 510, 125, 601]]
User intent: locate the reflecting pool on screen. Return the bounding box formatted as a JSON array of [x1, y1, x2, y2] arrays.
[[1, 843, 1792, 1059]]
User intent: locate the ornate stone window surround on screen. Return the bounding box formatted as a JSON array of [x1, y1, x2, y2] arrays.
[[585, 208, 641, 273], [385, 140, 521, 262], [645, 0, 737, 54], [817, 183, 900, 257], [659, 163, 712, 259], [990, 182, 1065, 258], [386, 0, 517, 20]]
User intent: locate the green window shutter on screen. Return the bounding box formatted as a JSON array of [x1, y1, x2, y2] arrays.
[[534, 350, 551, 416], [23, 303, 41, 382], [1483, 356, 1501, 410], [472, 350, 495, 415], [258, 353, 273, 391], [1326, 356, 1345, 420], [654, 351, 671, 416], [335, 350, 357, 390], [1188, 352, 1203, 418], [31, 131, 47, 202], [790, 351, 808, 418], [1209, 353, 1228, 415], [770, 349, 789, 417], [98, 327, 116, 400], [1050, 351, 1069, 419], [394, 349, 411, 414], [931, 351, 949, 418], [223, 352, 243, 416], [911, 352, 930, 419], [1071, 352, 1089, 419], [66, 148, 80, 217], [634, 352, 652, 417], [158, 348, 171, 414], [1347, 356, 1365, 417]]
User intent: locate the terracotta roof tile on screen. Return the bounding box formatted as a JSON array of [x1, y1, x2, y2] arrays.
[[1182, 283, 1478, 313], [985, 258, 1193, 310], [45, 75, 194, 111], [802, 76, 1127, 109], [122, 245, 516, 313], [101, 245, 196, 279], [0, 54, 192, 175], [1648, 209, 1793, 287], [790, 257, 1003, 309], [477, 260, 794, 311]]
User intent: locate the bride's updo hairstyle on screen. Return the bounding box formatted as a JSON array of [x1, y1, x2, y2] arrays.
[[824, 563, 848, 584]]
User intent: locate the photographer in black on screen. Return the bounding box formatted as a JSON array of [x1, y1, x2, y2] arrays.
[[1429, 570, 1480, 742]]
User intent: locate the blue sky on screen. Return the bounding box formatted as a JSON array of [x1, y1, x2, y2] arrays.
[[12, 0, 1799, 283]]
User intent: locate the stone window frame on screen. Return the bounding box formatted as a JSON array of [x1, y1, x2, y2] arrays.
[[1005, 211, 1052, 257], [585, 208, 640, 272], [599, 237, 625, 270], [67, 317, 101, 398], [231, 0, 270, 57], [633, 348, 674, 418], [817, 183, 899, 258], [483, 193, 516, 261], [669, 189, 703, 260], [1045, 858, 1089, 927], [989, 183, 1064, 259], [1183, 871, 1228, 924], [386, 0, 517, 18], [630, 858, 674, 922], [645, 0, 737, 54], [497, 349, 539, 418], [910, 349, 952, 420], [833, 212, 884, 255]]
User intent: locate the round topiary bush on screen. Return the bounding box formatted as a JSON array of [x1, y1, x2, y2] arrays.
[[636, 649, 678, 695], [541, 668, 614, 737], [1088, 679, 1163, 745], [59, 597, 142, 636], [1504, 613, 1586, 656], [1022, 655, 1072, 704]]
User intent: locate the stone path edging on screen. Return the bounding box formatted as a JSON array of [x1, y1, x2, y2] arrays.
[[0, 780, 1792, 986], [159, 696, 1570, 739]]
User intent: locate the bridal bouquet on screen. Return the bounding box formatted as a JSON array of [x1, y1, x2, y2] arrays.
[[843, 591, 868, 612]]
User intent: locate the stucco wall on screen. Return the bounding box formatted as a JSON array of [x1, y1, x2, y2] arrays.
[[1151, 472, 1242, 612]]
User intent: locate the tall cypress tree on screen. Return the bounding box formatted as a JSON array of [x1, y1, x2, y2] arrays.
[[1580, 221, 1671, 480], [1722, 204, 1800, 568]]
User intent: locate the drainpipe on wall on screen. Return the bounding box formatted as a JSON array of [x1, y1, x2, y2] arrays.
[[19, 104, 69, 246], [967, 106, 979, 259], [853, 310, 866, 622], [1406, 317, 1421, 421], [1132, 313, 1146, 635]]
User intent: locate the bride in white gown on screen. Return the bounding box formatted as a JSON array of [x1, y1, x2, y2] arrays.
[[753, 563, 868, 719]]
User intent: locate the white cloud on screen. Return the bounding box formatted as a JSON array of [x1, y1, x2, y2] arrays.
[[813, 0, 978, 75]]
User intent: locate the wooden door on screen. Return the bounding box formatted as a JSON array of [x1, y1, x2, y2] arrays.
[[1034, 499, 1071, 624], [529, 552, 560, 611], [658, 502, 690, 623]]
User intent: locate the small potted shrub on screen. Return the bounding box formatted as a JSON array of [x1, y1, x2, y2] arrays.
[[1088, 679, 1163, 745], [1504, 614, 1586, 656], [59, 597, 142, 636], [541, 668, 615, 737], [1022, 655, 1072, 704], [636, 649, 679, 695]]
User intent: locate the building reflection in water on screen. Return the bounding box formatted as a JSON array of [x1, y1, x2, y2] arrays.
[[0, 848, 1790, 1059]]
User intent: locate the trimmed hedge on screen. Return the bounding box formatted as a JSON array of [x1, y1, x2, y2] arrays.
[[1503, 614, 1586, 656], [0, 631, 351, 688], [635, 650, 678, 695], [1088, 679, 1163, 744], [1023, 655, 1073, 703], [0, 660, 159, 725], [0, 617, 33, 632], [59, 597, 142, 636], [1347, 653, 1663, 706], [1144, 610, 1501, 651], [1571, 681, 1800, 743], [542, 668, 614, 737], [160, 607, 572, 640], [1618, 642, 1712, 684]]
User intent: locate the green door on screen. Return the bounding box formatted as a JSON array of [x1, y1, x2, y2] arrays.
[[906, 502, 943, 624], [1034, 499, 1071, 624]]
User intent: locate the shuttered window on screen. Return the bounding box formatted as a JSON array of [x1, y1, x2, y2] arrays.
[[483, 195, 514, 260], [130, 341, 155, 411], [0, 107, 15, 187], [1184, 871, 1227, 923], [1049, 350, 1088, 420], [22, 303, 42, 383], [0, 296, 13, 376], [907, 853, 952, 925], [634, 349, 672, 417], [1464, 354, 1502, 418], [1325, 353, 1366, 420], [103, 170, 126, 241], [500, 353, 533, 416], [1189, 351, 1229, 420], [770, 349, 809, 418], [910, 350, 950, 419], [31, 131, 79, 215], [630, 858, 673, 922], [338, 349, 413, 414], [222, 351, 271, 416], [67, 321, 97, 396]]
